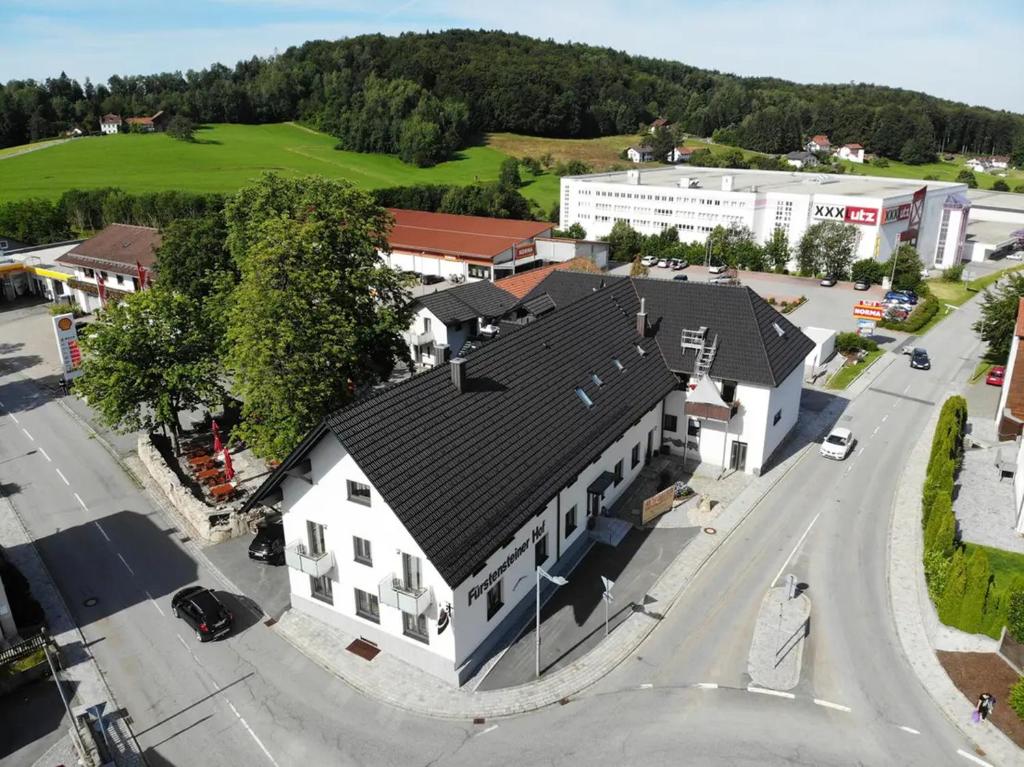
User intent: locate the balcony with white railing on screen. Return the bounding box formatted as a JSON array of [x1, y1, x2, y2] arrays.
[[378, 575, 433, 616], [285, 542, 335, 578]]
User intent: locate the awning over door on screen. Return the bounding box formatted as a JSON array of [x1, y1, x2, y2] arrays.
[[587, 471, 616, 496]]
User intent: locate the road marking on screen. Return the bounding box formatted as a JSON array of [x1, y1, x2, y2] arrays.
[[117, 553, 135, 576], [93, 521, 110, 541], [771, 511, 821, 587], [898, 725, 920, 735], [73, 492, 87, 511], [176, 634, 189, 650], [474, 724, 499, 737], [696, 682, 718, 689], [956, 750, 994, 767], [56, 468, 70, 486], [872, 426, 880, 435], [857, 446, 865, 457], [747, 686, 795, 699], [8, 412, 18, 424], [813, 699, 852, 712], [144, 590, 165, 616], [21, 427, 34, 441], [904, 384, 912, 394], [226, 700, 281, 767], [881, 414, 888, 423], [638, 683, 654, 689], [38, 447, 51, 462]]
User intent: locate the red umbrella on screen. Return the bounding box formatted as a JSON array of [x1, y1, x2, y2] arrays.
[[222, 446, 235, 481], [211, 420, 222, 454], [96, 278, 107, 307], [136, 260, 149, 290]]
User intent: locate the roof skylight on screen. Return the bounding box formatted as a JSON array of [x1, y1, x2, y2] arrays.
[[575, 387, 594, 408]]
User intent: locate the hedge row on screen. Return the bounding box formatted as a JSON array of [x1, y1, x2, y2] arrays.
[[920, 396, 1020, 637], [880, 295, 940, 333]]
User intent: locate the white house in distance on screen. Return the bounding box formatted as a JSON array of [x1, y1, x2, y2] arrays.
[[669, 146, 695, 163], [785, 151, 819, 169], [241, 275, 812, 686], [627, 145, 655, 163], [805, 135, 831, 154], [649, 117, 673, 134], [966, 158, 990, 173], [559, 165, 970, 268], [990, 156, 1011, 170], [406, 280, 517, 366], [100, 114, 122, 134], [56, 223, 158, 312], [838, 143, 865, 164]]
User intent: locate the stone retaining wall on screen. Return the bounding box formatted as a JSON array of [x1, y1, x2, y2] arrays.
[[136, 435, 256, 543]]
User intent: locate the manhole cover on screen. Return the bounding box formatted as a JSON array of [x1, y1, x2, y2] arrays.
[[703, 527, 717, 535], [83, 597, 99, 607]]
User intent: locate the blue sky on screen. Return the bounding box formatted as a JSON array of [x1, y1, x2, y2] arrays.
[[3, 0, 1023, 113]]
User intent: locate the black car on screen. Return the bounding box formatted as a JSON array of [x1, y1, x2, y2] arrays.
[[171, 586, 233, 642], [673, 273, 689, 281], [910, 348, 931, 370], [248, 520, 284, 564]]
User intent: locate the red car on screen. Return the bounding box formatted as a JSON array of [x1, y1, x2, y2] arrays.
[[987, 366, 1006, 386]]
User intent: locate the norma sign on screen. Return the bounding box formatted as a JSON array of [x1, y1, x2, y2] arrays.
[[813, 204, 880, 226], [853, 302, 884, 320], [882, 203, 912, 224], [514, 241, 537, 260], [52, 314, 84, 380]]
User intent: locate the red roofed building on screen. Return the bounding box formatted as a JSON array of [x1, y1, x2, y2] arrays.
[[805, 134, 831, 154], [838, 143, 865, 164], [494, 257, 601, 298], [100, 114, 122, 135], [125, 110, 168, 133], [57, 223, 159, 312], [383, 209, 553, 282]]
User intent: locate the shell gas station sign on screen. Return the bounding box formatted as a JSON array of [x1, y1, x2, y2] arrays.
[[52, 313, 84, 380], [853, 301, 885, 320]]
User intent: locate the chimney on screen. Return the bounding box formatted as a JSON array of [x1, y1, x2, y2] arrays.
[[433, 343, 450, 366], [627, 169, 641, 185], [721, 175, 734, 192], [450, 357, 467, 392], [636, 297, 647, 337]]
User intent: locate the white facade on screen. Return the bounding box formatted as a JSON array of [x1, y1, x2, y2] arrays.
[[406, 305, 474, 366], [838, 145, 865, 164], [384, 250, 494, 282], [279, 401, 664, 684], [627, 147, 654, 163], [533, 238, 609, 269], [68, 263, 144, 313], [100, 122, 119, 135], [966, 159, 988, 172], [560, 167, 968, 269]]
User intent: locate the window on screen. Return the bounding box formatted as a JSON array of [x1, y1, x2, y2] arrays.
[[402, 552, 423, 592], [132, 278, 140, 291], [720, 380, 737, 403], [115, 274, 124, 285], [307, 521, 326, 556], [663, 414, 679, 432], [535, 534, 548, 568], [402, 611, 429, 643], [347, 480, 371, 506], [310, 574, 333, 605], [423, 317, 431, 333], [688, 418, 701, 437], [100, 271, 108, 281], [468, 264, 490, 280], [773, 409, 782, 426], [631, 443, 640, 469], [83, 268, 94, 279], [354, 588, 379, 623], [353, 536, 372, 565], [486, 581, 504, 620], [564, 505, 578, 536], [613, 460, 623, 486]]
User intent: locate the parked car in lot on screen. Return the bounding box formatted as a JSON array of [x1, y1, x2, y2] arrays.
[[671, 259, 686, 270], [820, 427, 855, 460], [885, 290, 918, 305], [657, 258, 670, 268], [171, 586, 233, 642], [909, 348, 931, 370], [854, 279, 870, 291], [641, 256, 657, 267], [673, 274, 689, 281], [248, 520, 284, 564], [708, 263, 728, 274], [820, 274, 838, 287], [421, 274, 445, 285], [987, 365, 1006, 386]]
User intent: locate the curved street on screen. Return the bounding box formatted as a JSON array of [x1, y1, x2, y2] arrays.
[[0, 290, 1001, 766]]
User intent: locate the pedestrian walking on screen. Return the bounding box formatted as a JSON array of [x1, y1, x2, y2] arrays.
[[976, 692, 996, 721]]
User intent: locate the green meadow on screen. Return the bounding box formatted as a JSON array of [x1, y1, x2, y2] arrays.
[[0, 122, 561, 211]]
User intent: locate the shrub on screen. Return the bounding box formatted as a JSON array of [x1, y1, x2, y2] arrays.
[[851, 258, 885, 284], [871, 157, 889, 168], [993, 180, 1010, 192], [48, 301, 84, 317], [924, 548, 952, 600], [835, 331, 878, 354], [1009, 591, 1024, 642], [938, 548, 968, 625], [959, 548, 993, 634], [880, 295, 940, 332], [1010, 678, 1024, 721], [942, 264, 965, 282]]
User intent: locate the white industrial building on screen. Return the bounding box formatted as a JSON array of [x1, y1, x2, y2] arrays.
[[559, 166, 971, 269], [243, 275, 812, 685]]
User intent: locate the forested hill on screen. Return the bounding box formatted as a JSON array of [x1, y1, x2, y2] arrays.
[[3, 29, 1022, 163]]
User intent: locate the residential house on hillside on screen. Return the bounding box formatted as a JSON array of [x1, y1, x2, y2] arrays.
[[241, 274, 812, 686], [838, 143, 865, 164], [990, 156, 1011, 170], [649, 117, 673, 134], [406, 280, 517, 366], [627, 145, 655, 163], [100, 114, 122, 134], [56, 223, 158, 312], [785, 151, 819, 169], [125, 110, 168, 132], [806, 135, 831, 154], [966, 158, 990, 172], [669, 146, 695, 163]]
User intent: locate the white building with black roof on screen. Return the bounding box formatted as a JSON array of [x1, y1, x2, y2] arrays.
[[242, 276, 813, 685], [407, 280, 518, 365]]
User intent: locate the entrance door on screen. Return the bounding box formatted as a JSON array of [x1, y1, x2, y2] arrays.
[[729, 441, 748, 472], [587, 491, 601, 518], [645, 429, 654, 465], [402, 552, 422, 591], [307, 521, 326, 556]]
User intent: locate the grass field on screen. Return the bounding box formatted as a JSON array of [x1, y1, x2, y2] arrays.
[[840, 155, 1023, 191], [0, 123, 562, 211]]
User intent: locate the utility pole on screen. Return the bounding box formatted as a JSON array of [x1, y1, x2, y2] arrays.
[[601, 576, 615, 636], [41, 631, 87, 760]]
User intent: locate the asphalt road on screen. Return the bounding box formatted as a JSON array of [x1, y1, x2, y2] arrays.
[[0, 292, 1000, 767]]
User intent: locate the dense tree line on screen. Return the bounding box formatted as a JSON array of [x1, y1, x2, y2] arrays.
[[3, 30, 1022, 165]]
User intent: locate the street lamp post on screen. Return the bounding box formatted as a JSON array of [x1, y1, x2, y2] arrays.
[[535, 566, 568, 678]]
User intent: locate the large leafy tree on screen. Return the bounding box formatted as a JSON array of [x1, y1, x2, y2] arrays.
[[763, 227, 791, 273], [973, 273, 1024, 362], [796, 221, 858, 278], [156, 210, 237, 301], [885, 244, 925, 291], [0, 198, 70, 244], [75, 286, 224, 452], [225, 174, 413, 460]]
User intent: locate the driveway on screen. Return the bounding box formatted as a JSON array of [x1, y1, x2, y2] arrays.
[[204, 532, 291, 619]]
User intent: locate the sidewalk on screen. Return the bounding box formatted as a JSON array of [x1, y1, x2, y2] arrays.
[[889, 385, 1019, 765], [274, 390, 851, 719]]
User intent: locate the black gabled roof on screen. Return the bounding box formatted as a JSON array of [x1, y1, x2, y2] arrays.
[[326, 279, 678, 587], [520, 272, 813, 387], [416, 280, 517, 324]]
